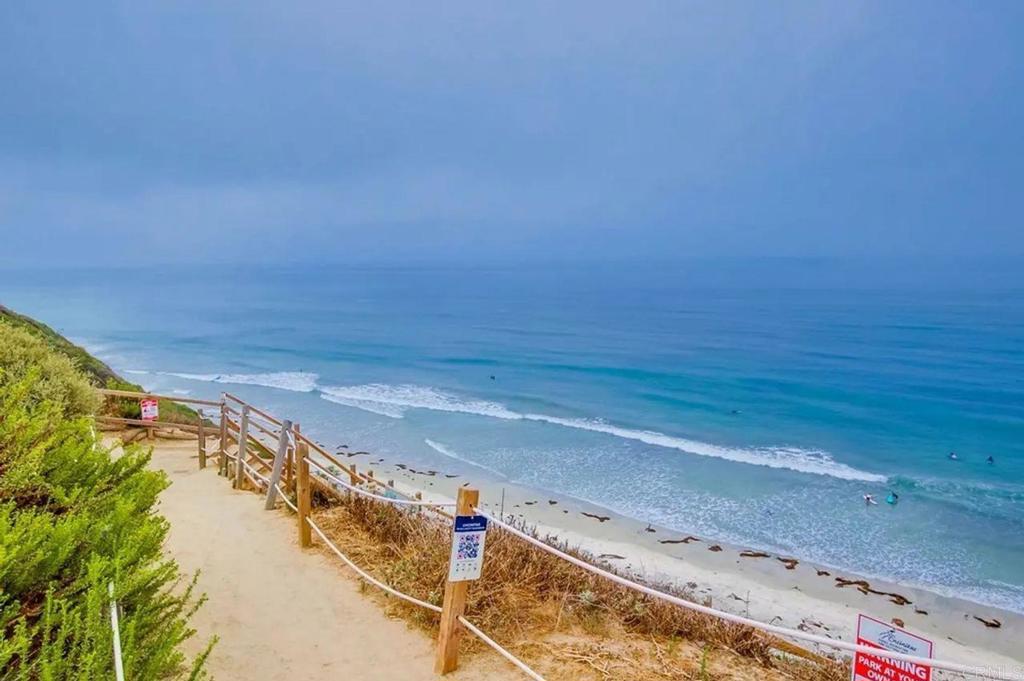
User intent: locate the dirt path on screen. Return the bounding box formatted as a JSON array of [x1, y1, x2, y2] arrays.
[[145, 439, 517, 681]]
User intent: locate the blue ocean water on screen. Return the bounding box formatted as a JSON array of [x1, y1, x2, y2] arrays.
[[2, 260, 1022, 611]]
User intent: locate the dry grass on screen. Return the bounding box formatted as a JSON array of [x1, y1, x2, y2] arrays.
[[301, 491, 850, 681]]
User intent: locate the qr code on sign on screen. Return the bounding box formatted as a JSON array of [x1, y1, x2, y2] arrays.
[[457, 533, 481, 560]]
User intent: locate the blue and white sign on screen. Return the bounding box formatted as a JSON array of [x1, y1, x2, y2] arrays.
[[448, 515, 488, 582]]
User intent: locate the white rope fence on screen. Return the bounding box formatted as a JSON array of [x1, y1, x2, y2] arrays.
[[274, 483, 297, 512], [480, 511, 1019, 680], [306, 457, 456, 508], [305, 515, 442, 613], [457, 616, 546, 681], [272, 473, 548, 679], [214, 400, 1019, 681]]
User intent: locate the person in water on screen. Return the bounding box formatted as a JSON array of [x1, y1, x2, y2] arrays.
[[948, 452, 959, 461], [863, 494, 878, 506], [987, 455, 995, 465], [886, 491, 899, 505]]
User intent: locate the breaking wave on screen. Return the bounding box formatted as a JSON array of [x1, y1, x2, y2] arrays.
[[319, 384, 519, 420], [156, 371, 319, 392], [424, 439, 506, 477], [320, 383, 883, 482]]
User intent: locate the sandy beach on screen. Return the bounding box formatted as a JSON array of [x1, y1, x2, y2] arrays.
[[325, 447, 1024, 675]]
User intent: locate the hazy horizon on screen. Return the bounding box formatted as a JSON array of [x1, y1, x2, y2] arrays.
[[2, 2, 1023, 266]]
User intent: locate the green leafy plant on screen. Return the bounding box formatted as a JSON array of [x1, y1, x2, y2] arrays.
[[0, 320, 211, 679]]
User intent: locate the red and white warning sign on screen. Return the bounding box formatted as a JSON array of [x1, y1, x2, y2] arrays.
[[853, 614, 932, 681], [140, 398, 159, 421]]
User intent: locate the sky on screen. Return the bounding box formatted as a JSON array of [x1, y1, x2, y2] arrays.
[[1, 1, 1022, 266]]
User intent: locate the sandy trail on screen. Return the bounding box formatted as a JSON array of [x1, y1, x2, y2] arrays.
[[145, 439, 517, 681]]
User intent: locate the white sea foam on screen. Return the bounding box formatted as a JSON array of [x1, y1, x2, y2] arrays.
[[318, 384, 520, 420], [424, 439, 506, 477], [158, 371, 319, 392], [320, 392, 407, 419], [520, 414, 886, 482], [319, 383, 884, 482]]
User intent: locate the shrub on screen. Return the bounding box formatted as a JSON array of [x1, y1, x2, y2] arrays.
[[0, 345, 210, 678], [0, 323, 99, 419], [0, 309, 199, 426]]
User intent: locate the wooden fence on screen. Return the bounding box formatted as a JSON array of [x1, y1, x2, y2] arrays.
[[96, 388, 486, 676], [95, 388, 1014, 681]]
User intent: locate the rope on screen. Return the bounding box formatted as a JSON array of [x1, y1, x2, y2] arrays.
[[212, 391, 1016, 680], [457, 616, 547, 681], [304, 515, 542, 680], [305, 516, 442, 613], [306, 457, 456, 508], [274, 484, 298, 512], [480, 512, 1017, 680], [243, 460, 270, 485]]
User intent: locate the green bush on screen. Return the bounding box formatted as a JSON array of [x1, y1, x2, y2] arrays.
[[0, 309, 200, 426], [0, 324, 99, 419], [0, 342, 211, 678]]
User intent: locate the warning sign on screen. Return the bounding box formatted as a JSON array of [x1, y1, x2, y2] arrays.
[[140, 398, 159, 421], [853, 614, 932, 681], [447, 515, 487, 582]]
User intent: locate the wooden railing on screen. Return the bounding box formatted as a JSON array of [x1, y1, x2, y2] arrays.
[[94, 388, 1010, 681]]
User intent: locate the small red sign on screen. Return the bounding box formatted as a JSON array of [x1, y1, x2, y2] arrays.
[[140, 398, 159, 421], [853, 614, 932, 681]]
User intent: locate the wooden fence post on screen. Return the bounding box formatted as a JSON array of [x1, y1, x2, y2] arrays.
[[434, 486, 480, 675], [218, 398, 228, 476], [234, 405, 250, 489], [347, 464, 358, 500], [296, 441, 311, 548], [197, 409, 206, 469], [264, 419, 292, 509], [286, 423, 298, 493]]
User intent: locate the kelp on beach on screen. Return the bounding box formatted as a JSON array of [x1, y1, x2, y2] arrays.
[[302, 486, 849, 681]]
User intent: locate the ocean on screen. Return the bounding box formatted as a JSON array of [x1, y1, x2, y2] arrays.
[[3, 259, 1022, 612]]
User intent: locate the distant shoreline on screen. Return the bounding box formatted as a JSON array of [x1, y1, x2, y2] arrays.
[[326, 447, 1024, 668]]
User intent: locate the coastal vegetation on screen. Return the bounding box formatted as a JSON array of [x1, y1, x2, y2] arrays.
[[0, 305, 200, 425], [308, 486, 848, 680], [0, 318, 211, 679]]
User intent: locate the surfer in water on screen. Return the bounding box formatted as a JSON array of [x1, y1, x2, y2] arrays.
[[986, 455, 995, 465], [863, 494, 878, 506], [948, 451, 959, 461], [886, 491, 899, 506]]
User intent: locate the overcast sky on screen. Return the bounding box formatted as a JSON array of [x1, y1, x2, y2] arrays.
[[1, 1, 1022, 266]]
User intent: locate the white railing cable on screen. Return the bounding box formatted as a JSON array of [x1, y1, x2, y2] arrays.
[[305, 516, 442, 613], [304, 515, 544, 680], [306, 457, 456, 508], [216, 394, 1020, 681], [108, 582, 126, 681], [480, 511, 1018, 680], [274, 484, 298, 512], [457, 616, 547, 681]]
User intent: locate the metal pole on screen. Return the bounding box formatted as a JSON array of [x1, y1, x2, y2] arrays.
[[264, 419, 293, 509], [109, 582, 125, 681]]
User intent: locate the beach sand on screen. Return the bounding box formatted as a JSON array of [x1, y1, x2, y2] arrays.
[[138, 438, 519, 681], [333, 448, 1024, 674]]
